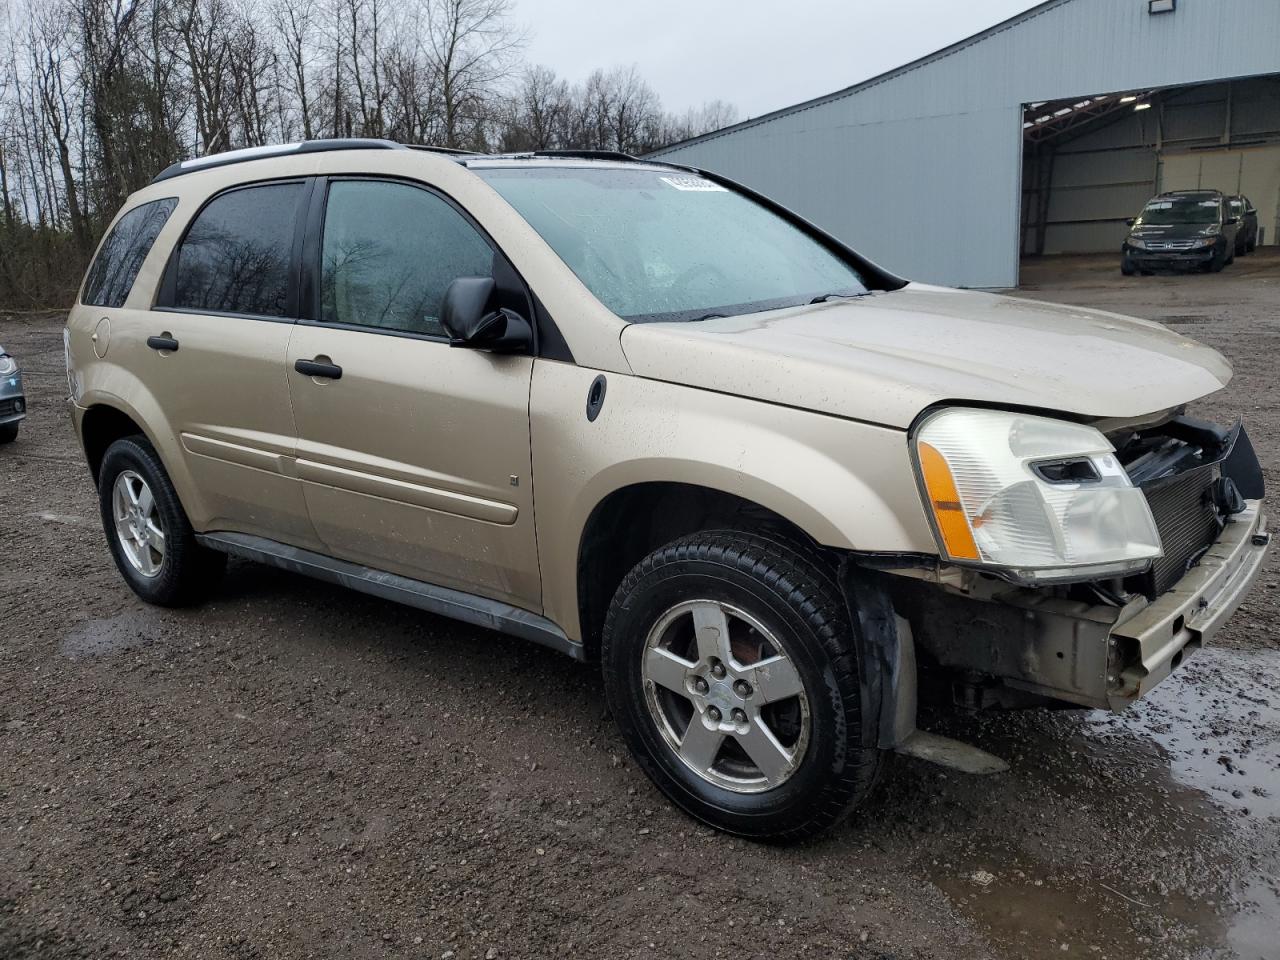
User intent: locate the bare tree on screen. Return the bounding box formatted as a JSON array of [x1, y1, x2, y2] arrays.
[[0, 0, 737, 306], [424, 0, 524, 148], [273, 0, 316, 139]]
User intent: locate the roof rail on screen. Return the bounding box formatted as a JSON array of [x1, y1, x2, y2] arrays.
[[531, 150, 643, 163], [404, 144, 481, 157], [151, 138, 406, 183]]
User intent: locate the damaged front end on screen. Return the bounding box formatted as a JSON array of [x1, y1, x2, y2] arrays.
[[880, 414, 1269, 714]]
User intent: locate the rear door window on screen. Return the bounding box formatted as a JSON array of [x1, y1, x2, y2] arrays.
[[82, 198, 178, 308], [164, 182, 304, 318]]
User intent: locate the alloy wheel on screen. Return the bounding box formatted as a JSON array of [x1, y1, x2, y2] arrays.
[[112, 469, 166, 578], [641, 599, 810, 794]]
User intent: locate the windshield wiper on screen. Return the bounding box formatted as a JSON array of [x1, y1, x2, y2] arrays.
[[688, 312, 727, 322], [808, 292, 865, 304]]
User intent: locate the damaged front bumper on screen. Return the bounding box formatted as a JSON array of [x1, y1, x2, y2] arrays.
[[894, 501, 1269, 713], [1107, 500, 1268, 708], [889, 415, 1270, 714]]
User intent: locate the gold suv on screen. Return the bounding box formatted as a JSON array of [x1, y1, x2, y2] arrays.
[[66, 140, 1269, 840]]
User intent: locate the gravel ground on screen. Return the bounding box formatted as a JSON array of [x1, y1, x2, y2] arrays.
[[2, 251, 1279, 960]]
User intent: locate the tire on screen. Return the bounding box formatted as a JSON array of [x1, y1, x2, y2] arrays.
[[1120, 256, 1136, 276], [602, 530, 882, 841], [97, 435, 225, 606], [0, 422, 17, 444], [1209, 247, 1227, 272]]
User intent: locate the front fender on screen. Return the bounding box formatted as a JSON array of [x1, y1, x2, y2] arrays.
[[530, 362, 937, 641]]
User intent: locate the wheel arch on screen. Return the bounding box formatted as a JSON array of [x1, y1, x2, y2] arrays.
[[75, 391, 206, 528], [574, 480, 830, 661], [81, 403, 150, 481]]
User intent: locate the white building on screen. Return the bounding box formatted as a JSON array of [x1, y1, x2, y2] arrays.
[[649, 0, 1280, 288]]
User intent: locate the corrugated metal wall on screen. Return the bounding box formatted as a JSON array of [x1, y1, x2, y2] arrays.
[[651, 0, 1280, 288], [1025, 78, 1280, 254]]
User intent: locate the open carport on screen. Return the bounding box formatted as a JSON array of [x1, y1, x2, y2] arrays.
[[649, 0, 1280, 288], [1022, 75, 1280, 258]]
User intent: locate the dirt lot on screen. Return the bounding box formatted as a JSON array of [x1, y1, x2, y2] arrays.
[[2, 251, 1279, 960]]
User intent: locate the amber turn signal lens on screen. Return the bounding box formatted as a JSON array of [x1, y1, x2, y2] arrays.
[[918, 441, 981, 561]]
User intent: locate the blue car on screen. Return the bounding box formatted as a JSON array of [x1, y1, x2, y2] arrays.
[[0, 344, 26, 443]]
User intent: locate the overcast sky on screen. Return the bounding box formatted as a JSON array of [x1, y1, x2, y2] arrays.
[[517, 0, 1041, 118]]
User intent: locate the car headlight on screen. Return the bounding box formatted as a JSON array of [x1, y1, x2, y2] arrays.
[[1128, 238, 1147, 250], [913, 408, 1162, 584], [1204, 223, 1221, 236], [0, 354, 16, 377]]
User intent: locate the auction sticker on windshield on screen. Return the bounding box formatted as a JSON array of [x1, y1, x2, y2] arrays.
[[659, 175, 727, 192]]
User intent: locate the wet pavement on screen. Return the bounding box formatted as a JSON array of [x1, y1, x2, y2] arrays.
[[3, 254, 1280, 958], [919, 645, 1280, 959]]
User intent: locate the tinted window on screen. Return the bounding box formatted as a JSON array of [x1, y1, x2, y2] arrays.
[[321, 180, 494, 337], [171, 183, 302, 317], [82, 198, 178, 308]]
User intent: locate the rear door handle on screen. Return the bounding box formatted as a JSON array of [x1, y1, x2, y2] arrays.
[[146, 335, 179, 352], [294, 358, 343, 380]]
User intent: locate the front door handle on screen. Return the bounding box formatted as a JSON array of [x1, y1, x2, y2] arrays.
[[295, 358, 343, 380], [146, 334, 179, 352]]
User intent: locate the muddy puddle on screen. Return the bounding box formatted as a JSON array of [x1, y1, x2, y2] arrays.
[[923, 647, 1280, 960]]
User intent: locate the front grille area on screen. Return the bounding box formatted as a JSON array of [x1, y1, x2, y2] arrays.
[[1136, 464, 1222, 597], [1146, 239, 1199, 251]]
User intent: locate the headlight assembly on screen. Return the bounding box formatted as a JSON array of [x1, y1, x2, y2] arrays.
[[0, 354, 16, 377], [913, 408, 1162, 584], [1128, 238, 1147, 250]]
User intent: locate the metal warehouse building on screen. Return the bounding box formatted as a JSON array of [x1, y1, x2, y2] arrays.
[[649, 0, 1280, 288]]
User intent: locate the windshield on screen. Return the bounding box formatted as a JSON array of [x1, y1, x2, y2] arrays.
[[474, 165, 869, 322], [1136, 197, 1222, 226]]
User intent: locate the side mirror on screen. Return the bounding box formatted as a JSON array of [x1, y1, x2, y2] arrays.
[[440, 277, 533, 354], [1125, 217, 1136, 227], [1226, 216, 1240, 225]]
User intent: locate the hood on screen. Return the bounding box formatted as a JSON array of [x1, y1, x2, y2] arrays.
[[1128, 222, 1221, 242], [619, 284, 1231, 429]]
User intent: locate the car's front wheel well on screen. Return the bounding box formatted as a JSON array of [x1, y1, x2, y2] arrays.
[[82, 405, 146, 482], [576, 483, 825, 660]]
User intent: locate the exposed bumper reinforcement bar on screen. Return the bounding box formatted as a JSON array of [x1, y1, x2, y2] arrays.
[[1107, 501, 1269, 709]]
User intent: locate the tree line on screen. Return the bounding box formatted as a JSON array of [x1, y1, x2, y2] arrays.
[[0, 0, 737, 307]]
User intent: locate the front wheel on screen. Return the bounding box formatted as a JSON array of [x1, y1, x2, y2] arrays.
[[97, 435, 225, 606], [0, 422, 17, 444], [602, 531, 881, 841]]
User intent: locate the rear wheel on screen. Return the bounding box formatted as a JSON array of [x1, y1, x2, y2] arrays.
[[602, 531, 881, 841], [97, 436, 225, 606]]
